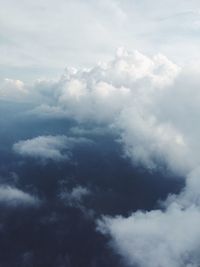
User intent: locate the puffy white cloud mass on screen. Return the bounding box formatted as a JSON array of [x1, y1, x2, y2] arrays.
[[13, 135, 90, 162], [4, 48, 200, 266], [98, 206, 200, 267], [97, 168, 200, 267], [2, 47, 197, 174], [0, 186, 39, 207], [0, 79, 27, 101]]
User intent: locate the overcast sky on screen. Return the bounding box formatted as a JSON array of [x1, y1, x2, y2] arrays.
[[1, 0, 200, 81]]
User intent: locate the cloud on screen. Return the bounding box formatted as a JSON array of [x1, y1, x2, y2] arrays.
[[97, 169, 200, 267], [0, 78, 27, 101], [0, 48, 195, 176], [59, 185, 90, 207], [69, 125, 111, 136], [4, 48, 185, 173], [3, 48, 200, 176], [9, 48, 179, 123], [1, 0, 200, 80], [5, 48, 200, 266], [98, 204, 200, 267], [13, 135, 90, 162], [0, 185, 39, 207], [116, 106, 192, 174]]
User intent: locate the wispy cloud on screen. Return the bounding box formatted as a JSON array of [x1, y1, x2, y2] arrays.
[[0, 185, 40, 207], [13, 135, 91, 162]]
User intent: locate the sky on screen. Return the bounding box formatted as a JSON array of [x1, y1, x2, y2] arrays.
[[1, 0, 200, 80], [1, 1, 200, 267]]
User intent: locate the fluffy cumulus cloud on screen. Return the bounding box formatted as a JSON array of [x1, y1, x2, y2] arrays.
[[4, 48, 200, 266], [0, 186, 39, 207], [0, 79, 27, 101], [98, 206, 200, 267], [98, 168, 200, 267], [2, 48, 194, 173], [13, 135, 90, 162]]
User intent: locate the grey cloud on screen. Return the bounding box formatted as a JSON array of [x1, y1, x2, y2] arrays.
[[59, 185, 90, 207], [0, 185, 39, 207], [13, 135, 91, 162]]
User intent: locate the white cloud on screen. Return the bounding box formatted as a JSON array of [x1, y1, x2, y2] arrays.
[[6, 48, 200, 266], [1, 48, 197, 174], [3, 44, 200, 266], [13, 135, 90, 162], [97, 168, 200, 267], [116, 105, 194, 174], [0, 78, 27, 101], [4, 48, 200, 175], [98, 205, 200, 267], [0, 186, 39, 207], [24, 48, 179, 124]]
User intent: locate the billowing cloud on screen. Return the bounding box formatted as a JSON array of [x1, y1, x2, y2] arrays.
[[2, 0, 200, 265], [0, 78, 27, 101], [0, 185, 39, 207], [2, 48, 191, 173], [4, 48, 200, 266], [98, 206, 200, 267], [97, 168, 200, 267], [13, 135, 91, 162]]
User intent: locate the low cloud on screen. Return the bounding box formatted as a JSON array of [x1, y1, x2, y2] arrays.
[[5, 48, 200, 266], [0, 185, 39, 207], [13, 135, 91, 162], [97, 168, 200, 267], [0, 79, 27, 101], [0, 48, 187, 173], [98, 204, 200, 267]]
